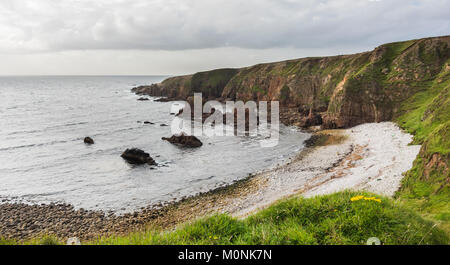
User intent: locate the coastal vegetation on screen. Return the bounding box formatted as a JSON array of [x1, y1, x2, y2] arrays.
[[93, 191, 448, 245], [395, 62, 450, 232], [2, 191, 447, 245]]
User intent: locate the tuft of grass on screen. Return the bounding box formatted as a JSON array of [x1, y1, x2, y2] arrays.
[[91, 191, 448, 245], [0, 238, 17, 245], [28, 235, 62, 245]]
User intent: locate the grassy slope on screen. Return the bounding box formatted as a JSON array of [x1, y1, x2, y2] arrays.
[[90, 191, 448, 245], [395, 59, 450, 232], [191, 68, 239, 98], [4, 191, 445, 245]]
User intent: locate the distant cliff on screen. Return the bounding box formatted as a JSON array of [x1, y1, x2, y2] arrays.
[[133, 36, 449, 130]]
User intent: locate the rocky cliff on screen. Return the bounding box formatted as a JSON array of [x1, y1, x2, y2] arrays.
[[134, 36, 450, 129]]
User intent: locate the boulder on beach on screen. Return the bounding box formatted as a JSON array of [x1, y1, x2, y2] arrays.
[[84, 137, 94, 145], [121, 148, 157, 165], [162, 133, 203, 148], [137, 97, 149, 101]]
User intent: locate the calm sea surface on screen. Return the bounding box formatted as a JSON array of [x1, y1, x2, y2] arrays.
[[0, 76, 309, 213]]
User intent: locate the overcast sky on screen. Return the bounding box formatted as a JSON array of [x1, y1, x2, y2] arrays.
[[0, 0, 449, 75]]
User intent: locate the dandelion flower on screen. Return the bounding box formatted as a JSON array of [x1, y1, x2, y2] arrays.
[[350, 195, 381, 203], [350, 195, 364, 201]]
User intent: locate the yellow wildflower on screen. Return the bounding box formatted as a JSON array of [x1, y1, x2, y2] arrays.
[[350, 195, 364, 201], [350, 195, 381, 203]]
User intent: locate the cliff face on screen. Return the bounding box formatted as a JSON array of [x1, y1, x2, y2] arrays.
[[133, 74, 193, 98], [324, 36, 450, 128], [134, 35, 450, 129]]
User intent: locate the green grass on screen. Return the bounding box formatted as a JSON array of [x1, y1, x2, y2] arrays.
[[395, 60, 450, 233], [0, 235, 62, 245], [191, 68, 239, 98], [4, 191, 446, 245], [396, 74, 449, 144], [90, 191, 447, 245]]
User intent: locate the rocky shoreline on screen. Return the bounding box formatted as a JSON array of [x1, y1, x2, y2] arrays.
[[0, 122, 420, 242], [0, 170, 267, 242]]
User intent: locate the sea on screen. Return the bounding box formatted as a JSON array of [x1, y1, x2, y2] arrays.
[[0, 76, 309, 213]]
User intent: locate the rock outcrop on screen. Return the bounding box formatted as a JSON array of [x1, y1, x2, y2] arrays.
[[162, 134, 203, 148], [121, 148, 157, 165]]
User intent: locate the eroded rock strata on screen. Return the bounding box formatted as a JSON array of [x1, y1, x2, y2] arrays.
[[132, 36, 450, 129]]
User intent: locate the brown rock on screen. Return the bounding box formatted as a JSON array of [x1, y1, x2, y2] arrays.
[[162, 133, 203, 148], [121, 148, 157, 165]]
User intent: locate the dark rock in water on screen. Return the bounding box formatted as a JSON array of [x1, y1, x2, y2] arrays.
[[121, 148, 157, 165], [162, 133, 203, 148], [160, 123, 169, 127], [137, 97, 149, 101], [144, 121, 154, 124], [84, 137, 94, 145]]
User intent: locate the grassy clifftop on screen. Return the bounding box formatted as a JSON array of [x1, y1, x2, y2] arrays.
[[94, 191, 447, 245], [94, 192, 447, 245]]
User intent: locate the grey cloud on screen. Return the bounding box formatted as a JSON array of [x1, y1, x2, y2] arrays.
[[0, 0, 449, 52]]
